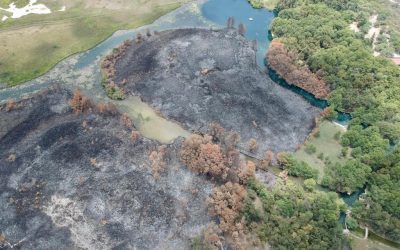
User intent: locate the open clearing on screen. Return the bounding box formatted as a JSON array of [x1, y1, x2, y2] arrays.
[[0, 0, 187, 87], [293, 121, 351, 182]]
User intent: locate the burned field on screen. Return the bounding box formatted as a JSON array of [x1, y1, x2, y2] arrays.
[[0, 89, 211, 250], [111, 28, 320, 154]]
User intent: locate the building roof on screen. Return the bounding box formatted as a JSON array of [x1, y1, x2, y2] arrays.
[[391, 57, 400, 65]]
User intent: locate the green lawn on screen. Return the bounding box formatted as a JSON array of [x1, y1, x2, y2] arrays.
[[0, 0, 187, 87], [293, 121, 351, 182]]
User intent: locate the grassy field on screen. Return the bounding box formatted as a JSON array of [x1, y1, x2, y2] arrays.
[[293, 121, 351, 182], [0, 0, 187, 87]]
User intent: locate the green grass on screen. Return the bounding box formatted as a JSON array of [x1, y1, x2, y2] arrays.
[[0, 0, 186, 87], [293, 121, 351, 182], [247, 0, 279, 10]]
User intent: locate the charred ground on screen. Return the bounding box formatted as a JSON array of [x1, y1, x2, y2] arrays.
[[0, 89, 211, 250], [112, 28, 320, 154]]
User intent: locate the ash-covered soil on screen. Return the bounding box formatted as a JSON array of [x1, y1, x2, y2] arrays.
[[113, 28, 320, 153], [0, 89, 211, 250]]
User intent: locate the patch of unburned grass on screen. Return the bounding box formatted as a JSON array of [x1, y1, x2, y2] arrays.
[[0, 0, 186, 86], [293, 121, 351, 182], [350, 234, 398, 250]]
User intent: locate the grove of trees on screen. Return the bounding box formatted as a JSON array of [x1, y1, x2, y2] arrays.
[[269, 0, 400, 241]]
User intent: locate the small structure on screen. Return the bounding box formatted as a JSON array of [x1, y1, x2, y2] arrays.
[[391, 57, 400, 65]]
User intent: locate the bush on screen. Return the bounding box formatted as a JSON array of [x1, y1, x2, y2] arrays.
[[346, 217, 358, 230], [281, 155, 319, 179], [334, 131, 341, 141], [304, 178, 317, 191], [69, 89, 91, 113], [305, 144, 317, 154]]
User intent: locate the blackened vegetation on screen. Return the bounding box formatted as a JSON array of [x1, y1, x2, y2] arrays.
[[112, 28, 320, 154], [0, 89, 212, 249]]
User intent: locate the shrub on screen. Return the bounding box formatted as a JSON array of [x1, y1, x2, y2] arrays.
[[238, 161, 256, 185], [69, 89, 91, 113], [149, 146, 167, 180], [334, 131, 341, 141], [180, 134, 228, 180], [305, 144, 317, 154], [131, 130, 140, 142], [281, 154, 319, 179], [5, 99, 16, 112], [304, 178, 317, 191], [120, 113, 133, 128], [248, 138, 259, 153], [207, 182, 246, 234], [346, 217, 358, 230]]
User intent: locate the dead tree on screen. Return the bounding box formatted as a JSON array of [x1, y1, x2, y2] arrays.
[[226, 16, 235, 28], [238, 23, 246, 36]]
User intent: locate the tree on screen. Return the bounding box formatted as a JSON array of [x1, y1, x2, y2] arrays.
[[69, 89, 91, 113], [149, 146, 166, 180], [226, 16, 235, 28], [304, 178, 316, 191], [322, 160, 371, 194], [207, 182, 246, 234], [180, 134, 228, 180], [261, 150, 274, 169], [248, 138, 259, 153], [238, 23, 246, 36], [238, 161, 256, 184], [120, 113, 133, 128]]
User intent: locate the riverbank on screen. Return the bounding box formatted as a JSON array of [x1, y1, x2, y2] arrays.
[[0, 0, 187, 87]]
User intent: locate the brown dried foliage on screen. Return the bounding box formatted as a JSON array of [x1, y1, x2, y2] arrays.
[[149, 146, 167, 180], [180, 134, 228, 180], [248, 138, 259, 153], [120, 113, 133, 129], [131, 130, 140, 142], [5, 99, 16, 112], [276, 152, 287, 167], [69, 90, 91, 113], [261, 150, 274, 169], [207, 182, 246, 235], [209, 122, 225, 142], [237, 161, 256, 185], [96, 102, 117, 115], [267, 39, 329, 98]]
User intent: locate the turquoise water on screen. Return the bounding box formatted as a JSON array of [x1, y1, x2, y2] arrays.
[[202, 0, 274, 67]]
